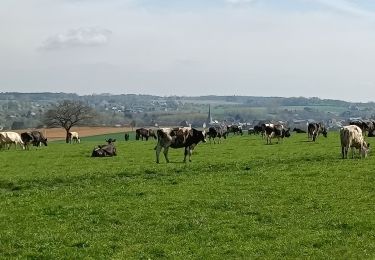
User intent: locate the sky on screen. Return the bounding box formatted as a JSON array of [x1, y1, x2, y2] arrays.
[[2, 0, 375, 102]]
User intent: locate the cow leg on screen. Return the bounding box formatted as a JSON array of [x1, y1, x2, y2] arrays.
[[183, 147, 193, 162], [155, 145, 162, 163], [163, 147, 170, 163]]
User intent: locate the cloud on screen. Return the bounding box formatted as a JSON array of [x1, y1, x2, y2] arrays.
[[40, 27, 112, 50], [311, 0, 375, 19]]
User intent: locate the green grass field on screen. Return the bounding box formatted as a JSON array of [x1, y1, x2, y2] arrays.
[[1, 131, 375, 259]]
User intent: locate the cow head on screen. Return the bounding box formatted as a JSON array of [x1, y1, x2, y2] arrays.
[[105, 138, 116, 144], [41, 138, 48, 146], [321, 127, 328, 138], [193, 128, 206, 143], [284, 128, 291, 138], [361, 142, 370, 158]]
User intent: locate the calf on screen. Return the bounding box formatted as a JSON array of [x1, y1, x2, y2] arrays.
[[340, 125, 370, 159], [155, 127, 206, 163]]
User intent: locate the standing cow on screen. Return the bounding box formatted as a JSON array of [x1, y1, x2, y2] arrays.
[[155, 127, 206, 163], [0, 132, 25, 150], [135, 128, 157, 141], [340, 125, 370, 159], [264, 124, 290, 144], [68, 132, 80, 143], [206, 125, 227, 144], [308, 122, 327, 142]]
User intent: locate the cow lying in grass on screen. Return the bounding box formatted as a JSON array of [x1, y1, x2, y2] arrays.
[[91, 138, 117, 157]]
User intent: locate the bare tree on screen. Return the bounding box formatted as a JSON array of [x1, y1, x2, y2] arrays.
[[44, 100, 96, 143]]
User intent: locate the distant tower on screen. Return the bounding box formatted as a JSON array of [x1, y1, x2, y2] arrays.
[[207, 104, 213, 125]]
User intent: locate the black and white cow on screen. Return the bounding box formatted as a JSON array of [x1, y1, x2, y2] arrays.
[[307, 122, 327, 142], [206, 125, 227, 144], [91, 138, 117, 157], [264, 124, 291, 144], [155, 127, 206, 163], [20, 131, 47, 149], [226, 125, 243, 135]]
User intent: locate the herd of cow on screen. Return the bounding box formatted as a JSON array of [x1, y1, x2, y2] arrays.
[[0, 119, 372, 162]]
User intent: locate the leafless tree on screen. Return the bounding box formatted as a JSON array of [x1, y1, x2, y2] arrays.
[[44, 100, 96, 143]]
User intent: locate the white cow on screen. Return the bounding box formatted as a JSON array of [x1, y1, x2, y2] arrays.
[[68, 131, 80, 144], [340, 125, 370, 159], [0, 132, 25, 150]]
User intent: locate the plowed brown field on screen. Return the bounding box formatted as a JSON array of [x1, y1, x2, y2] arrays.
[[15, 127, 132, 141]]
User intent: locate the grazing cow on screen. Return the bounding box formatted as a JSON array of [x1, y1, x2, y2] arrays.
[[206, 125, 227, 144], [31, 131, 48, 147], [340, 125, 370, 159], [124, 133, 130, 141], [68, 131, 80, 143], [135, 128, 157, 141], [155, 127, 206, 163], [0, 132, 25, 150], [248, 128, 255, 135], [21, 131, 48, 149], [264, 124, 290, 144], [21, 132, 34, 149], [91, 138, 117, 157], [292, 128, 306, 133], [307, 122, 327, 142], [253, 125, 263, 135], [349, 120, 374, 136], [226, 125, 243, 135]]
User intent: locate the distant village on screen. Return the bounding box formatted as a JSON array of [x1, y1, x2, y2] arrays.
[[0, 92, 375, 131]]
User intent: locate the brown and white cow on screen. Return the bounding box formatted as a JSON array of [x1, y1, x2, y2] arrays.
[[155, 127, 206, 163], [340, 125, 370, 159], [135, 128, 157, 141], [307, 122, 327, 142], [264, 124, 290, 144]]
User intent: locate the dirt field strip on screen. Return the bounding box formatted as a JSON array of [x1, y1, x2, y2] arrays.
[[14, 127, 134, 141]]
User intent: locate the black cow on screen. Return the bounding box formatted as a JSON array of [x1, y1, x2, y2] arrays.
[[124, 133, 130, 141], [349, 120, 374, 136], [227, 125, 243, 135], [91, 138, 117, 157], [20, 132, 34, 149], [20, 131, 47, 149], [264, 124, 290, 144], [307, 122, 327, 141], [206, 126, 227, 144], [292, 128, 306, 133], [155, 127, 206, 163], [31, 131, 48, 147], [253, 125, 263, 135], [135, 128, 157, 141]]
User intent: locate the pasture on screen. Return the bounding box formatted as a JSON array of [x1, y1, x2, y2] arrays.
[[1, 131, 375, 259]]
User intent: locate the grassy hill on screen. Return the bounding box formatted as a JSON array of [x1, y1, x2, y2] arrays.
[[1, 131, 375, 258]]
